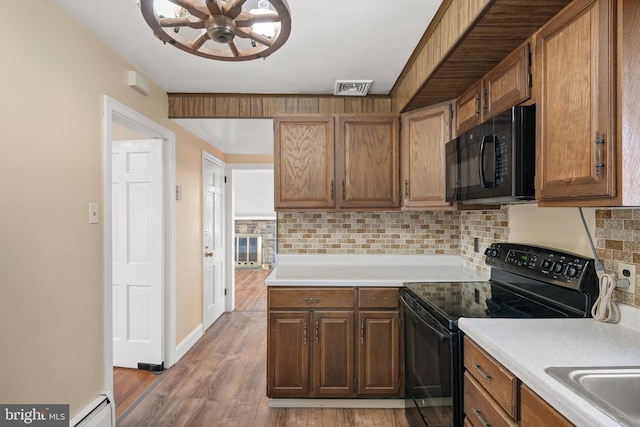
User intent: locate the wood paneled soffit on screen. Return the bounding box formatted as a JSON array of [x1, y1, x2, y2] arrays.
[[391, 0, 573, 113], [168, 94, 392, 118]]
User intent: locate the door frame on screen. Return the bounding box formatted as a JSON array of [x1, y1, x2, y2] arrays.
[[202, 151, 228, 326], [102, 96, 177, 393], [225, 163, 275, 311]]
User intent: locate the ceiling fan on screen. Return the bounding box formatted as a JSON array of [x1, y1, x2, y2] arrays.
[[140, 0, 291, 61]]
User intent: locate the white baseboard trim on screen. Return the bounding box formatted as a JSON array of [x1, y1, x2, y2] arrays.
[[267, 398, 408, 409], [174, 323, 203, 363]]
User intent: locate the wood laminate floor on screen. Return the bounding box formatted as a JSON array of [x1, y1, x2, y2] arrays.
[[117, 269, 409, 426]]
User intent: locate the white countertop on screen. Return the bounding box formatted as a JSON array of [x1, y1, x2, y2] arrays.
[[459, 304, 640, 427], [265, 254, 488, 287]]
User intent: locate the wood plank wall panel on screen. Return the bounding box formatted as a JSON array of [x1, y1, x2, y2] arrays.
[[168, 94, 392, 118]]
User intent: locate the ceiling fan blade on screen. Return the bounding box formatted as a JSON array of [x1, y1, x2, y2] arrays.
[[169, 0, 209, 20], [192, 32, 209, 50], [205, 0, 222, 16], [228, 40, 240, 57], [223, 0, 249, 19], [159, 17, 205, 29], [235, 11, 279, 27], [236, 27, 273, 47]]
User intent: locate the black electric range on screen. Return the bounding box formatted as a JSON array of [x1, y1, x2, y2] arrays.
[[401, 243, 599, 427]]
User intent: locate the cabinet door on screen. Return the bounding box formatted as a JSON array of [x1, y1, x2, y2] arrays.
[[535, 0, 616, 201], [267, 310, 310, 397], [484, 42, 531, 119], [313, 310, 355, 396], [520, 384, 573, 427], [336, 115, 400, 209], [401, 101, 454, 209], [357, 310, 400, 396], [456, 81, 483, 136], [274, 116, 335, 209]]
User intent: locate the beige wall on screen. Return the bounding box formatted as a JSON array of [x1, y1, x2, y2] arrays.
[[508, 204, 597, 257], [0, 1, 221, 416]]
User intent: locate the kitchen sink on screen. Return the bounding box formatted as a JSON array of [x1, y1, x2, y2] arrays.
[[545, 366, 640, 426]]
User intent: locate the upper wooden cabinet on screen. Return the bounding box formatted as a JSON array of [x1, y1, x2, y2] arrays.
[[535, 0, 616, 203], [337, 115, 400, 209], [401, 101, 455, 210], [455, 42, 532, 136], [274, 114, 400, 210], [535, 0, 640, 206], [274, 116, 335, 209], [456, 82, 483, 136]]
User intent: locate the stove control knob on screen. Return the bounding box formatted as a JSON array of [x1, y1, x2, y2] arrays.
[[485, 248, 501, 258], [541, 259, 552, 270], [566, 265, 579, 278], [553, 262, 565, 274]]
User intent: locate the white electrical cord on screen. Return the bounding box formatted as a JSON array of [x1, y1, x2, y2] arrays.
[[579, 207, 621, 323], [590, 272, 621, 323]]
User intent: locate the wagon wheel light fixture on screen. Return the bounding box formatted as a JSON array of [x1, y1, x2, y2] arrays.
[[140, 0, 291, 61]]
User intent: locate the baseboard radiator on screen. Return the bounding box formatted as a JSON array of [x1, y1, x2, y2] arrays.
[[71, 393, 114, 427], [235, 233, 262, 268]]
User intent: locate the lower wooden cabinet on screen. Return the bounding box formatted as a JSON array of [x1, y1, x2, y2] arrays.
[[267, 287, 402, 398], [520, 383, 573, 427], [463, 337, 574, 426]]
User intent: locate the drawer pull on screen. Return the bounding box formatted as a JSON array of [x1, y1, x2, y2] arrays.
[[472, 408, 491, 427], [315, 321, 319, 344], [473, 363, 492, 380], [304, 297, 320, 303]]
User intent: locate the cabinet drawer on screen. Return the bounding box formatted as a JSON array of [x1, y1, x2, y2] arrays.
[[268, 288, 355, 309], [464, 372, 518, 427], [358, 288, 399, 308], [464, 337, 518, 418]]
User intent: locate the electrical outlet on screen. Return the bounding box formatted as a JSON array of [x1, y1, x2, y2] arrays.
[[617, 263, 636, 294]]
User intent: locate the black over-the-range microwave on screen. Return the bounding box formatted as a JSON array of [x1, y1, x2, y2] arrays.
[[446, 105, 536, 205]]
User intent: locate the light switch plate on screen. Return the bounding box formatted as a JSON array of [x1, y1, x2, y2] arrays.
[[89, 203, 99, 224]]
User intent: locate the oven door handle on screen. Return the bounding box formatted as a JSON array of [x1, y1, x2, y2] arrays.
[[401, 297, 450, 342]]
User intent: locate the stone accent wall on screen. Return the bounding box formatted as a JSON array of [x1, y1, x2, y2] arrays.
[[595, 209, 640, 307], [235, 219, 276, 268], [277, 211, 461, 254]]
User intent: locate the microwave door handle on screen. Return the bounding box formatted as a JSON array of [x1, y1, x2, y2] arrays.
[[479, 135, 494, 188]]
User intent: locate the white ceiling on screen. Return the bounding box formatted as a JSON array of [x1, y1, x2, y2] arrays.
[[52, 0, 443, 154]]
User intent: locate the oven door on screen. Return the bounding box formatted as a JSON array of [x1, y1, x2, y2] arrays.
[[402, 292, 457, 427]]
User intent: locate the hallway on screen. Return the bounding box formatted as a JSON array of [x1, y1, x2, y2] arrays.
[[116, 270, 409, 426]]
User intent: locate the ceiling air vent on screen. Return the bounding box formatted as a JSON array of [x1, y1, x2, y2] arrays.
[[334, 80, 373, 96]]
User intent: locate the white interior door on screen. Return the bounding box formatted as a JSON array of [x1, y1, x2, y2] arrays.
[[203, 155, 226, 329], [112, 139, 164, 369]]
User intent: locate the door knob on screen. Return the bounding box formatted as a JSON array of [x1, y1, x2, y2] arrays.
[[204, 252, 213, 257]]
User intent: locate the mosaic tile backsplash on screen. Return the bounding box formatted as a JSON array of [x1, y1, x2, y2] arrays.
[[595, 209, 640, 307], [277, 211, 461, 254], [276, 207, 640, 309]]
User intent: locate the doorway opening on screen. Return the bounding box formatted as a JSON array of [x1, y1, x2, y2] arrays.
[[102, 96, 177, 414]]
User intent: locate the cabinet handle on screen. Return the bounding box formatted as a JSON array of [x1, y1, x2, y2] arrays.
[[360, 320, 365, 344], [472, 408, 491, 427], [595, 131, 605, 176], [331, 180, 334, 201], [473, 363, 492, 380], [303, 297, 320, 303], [482, 88, 488, 111], [315, 321, 319, 344], [474, 94, 480, 116], [404, 179, 409, 198], [303, 322, 307, 345], [342, 180, 346, 201]]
